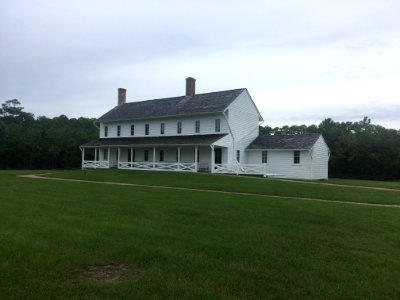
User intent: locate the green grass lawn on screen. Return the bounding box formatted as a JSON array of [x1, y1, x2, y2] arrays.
[[324, 178, 400, 190], [46, 169, 400, 205], [1, 170, 399, 299]]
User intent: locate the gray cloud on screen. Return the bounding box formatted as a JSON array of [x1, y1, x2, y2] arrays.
[[1, 0, 399, 125]]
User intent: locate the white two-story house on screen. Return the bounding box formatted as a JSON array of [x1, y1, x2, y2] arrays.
[[81, 77, 329, 179]]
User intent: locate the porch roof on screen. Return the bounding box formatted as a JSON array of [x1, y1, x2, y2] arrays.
[[81, 134, 227, 147]]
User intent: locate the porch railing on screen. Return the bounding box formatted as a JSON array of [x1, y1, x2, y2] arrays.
[[118, 162, 197, 172], [82, 160, 110, 169], [214, 163, 269, 177]]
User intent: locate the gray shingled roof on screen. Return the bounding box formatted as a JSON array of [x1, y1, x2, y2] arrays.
[[97, 89, 246, 122], [247, 134, 321, 150], [82, 134, 227, 147]]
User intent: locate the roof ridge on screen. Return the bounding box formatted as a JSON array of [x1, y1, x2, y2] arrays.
[[123, 88, 245, 105]]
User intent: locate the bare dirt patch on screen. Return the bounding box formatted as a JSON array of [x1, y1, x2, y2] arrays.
[[68, 263, 142, 284]]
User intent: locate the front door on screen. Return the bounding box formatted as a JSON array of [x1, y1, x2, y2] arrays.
[[214, 148, 222, 164]]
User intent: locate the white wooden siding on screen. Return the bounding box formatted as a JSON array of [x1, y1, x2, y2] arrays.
[[99, 114, 227, 138], [247, 150, 313, 179], [225, 89, 261, 163], [246, 137, 329, 180], [225, 90, 260, 142], [310, 136, 329, 179]]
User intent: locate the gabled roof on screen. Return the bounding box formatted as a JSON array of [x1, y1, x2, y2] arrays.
[[97, 89, 246, 122], [247, 133, 321, 150], [81, 134, 227, 147]]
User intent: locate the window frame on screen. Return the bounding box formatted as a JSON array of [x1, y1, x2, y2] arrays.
[[177, 121, 182, 134], [294, 150, 300, 164], [236, 150, 240, 163], [145, 124, 149, 136], [160, 123, 165, 135], [117, 125, 121, 137], [195, 120, 200, 133], [215, 119, 221, 132], [130, 124, 135, 136], [104, 126, 108, 137], [262, 151, 268, 163]]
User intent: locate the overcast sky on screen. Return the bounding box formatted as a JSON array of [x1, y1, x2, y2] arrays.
[[1, 0, 399, 129]]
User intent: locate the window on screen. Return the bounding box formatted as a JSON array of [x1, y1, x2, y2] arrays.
[[177, 121, 182, 134], [144, 150, 149, 161], [103, 149, 108, 160], [145, 124, 149, 135], [195, 120, 200, 133], [236, 150, 240, 162], [130, 124, 135, 136], [159, 150, 164, 162], [128, 149, 135, 162], [117, 125, 121, 137], [160, 123, 165, 135], [294, 150, 300, 164], [262, 151, 268, 163], [104, 126, 108, 137], [215, 119, 221, 132]]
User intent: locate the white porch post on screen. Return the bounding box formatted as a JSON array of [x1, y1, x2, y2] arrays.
[[81, 148, 85, 169], [194, 146, 198, 172], [153, 147, 156, 169], [118, 147, 120, 168], [177, 147, 181, 170], [94, 147, 97, 161], [130, 147, 133, 169], [210, 145, 215, 173]]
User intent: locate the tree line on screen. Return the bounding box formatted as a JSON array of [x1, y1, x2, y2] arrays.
[[1, 99, 399, 179], [260, 118, 400, 180], [0, 99, 97, 169]]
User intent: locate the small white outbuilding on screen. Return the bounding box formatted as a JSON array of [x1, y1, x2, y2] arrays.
[[246, 134, 330, 180]]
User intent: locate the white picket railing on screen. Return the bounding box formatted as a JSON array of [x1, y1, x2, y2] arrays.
[[118, 162, 197, 172], [214, 163, 268, 177], [82, 160, 110, 169]]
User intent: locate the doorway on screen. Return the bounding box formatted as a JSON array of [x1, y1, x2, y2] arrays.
[[214, 148, 222, 164]]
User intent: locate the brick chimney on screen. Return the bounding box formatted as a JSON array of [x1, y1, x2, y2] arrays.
[[186, 77, 196, 96], [118, 88, 126, 105]]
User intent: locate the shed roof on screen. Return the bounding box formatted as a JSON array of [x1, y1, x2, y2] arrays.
[[97, 89, 246, 122], [247, 134, 321, 150], [81, 134, 227, 147]]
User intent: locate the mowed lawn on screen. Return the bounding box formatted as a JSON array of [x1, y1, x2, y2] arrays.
[[0, 170, 399, 299]]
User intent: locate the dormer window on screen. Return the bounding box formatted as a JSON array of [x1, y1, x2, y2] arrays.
[[177, 121, 182, 134], [215, 119, 221, 132], [145, 124, 149, 135], [117, 125, 121, 137]]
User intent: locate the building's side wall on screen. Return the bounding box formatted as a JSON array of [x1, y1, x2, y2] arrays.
[[310, 136, 329, 179], [247, 150, 313, 179], [225, 90, 260, 163], [99, 113, 227, 138]]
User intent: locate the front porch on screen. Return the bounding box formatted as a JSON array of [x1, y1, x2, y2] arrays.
[[81, 145, 228, 173]]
